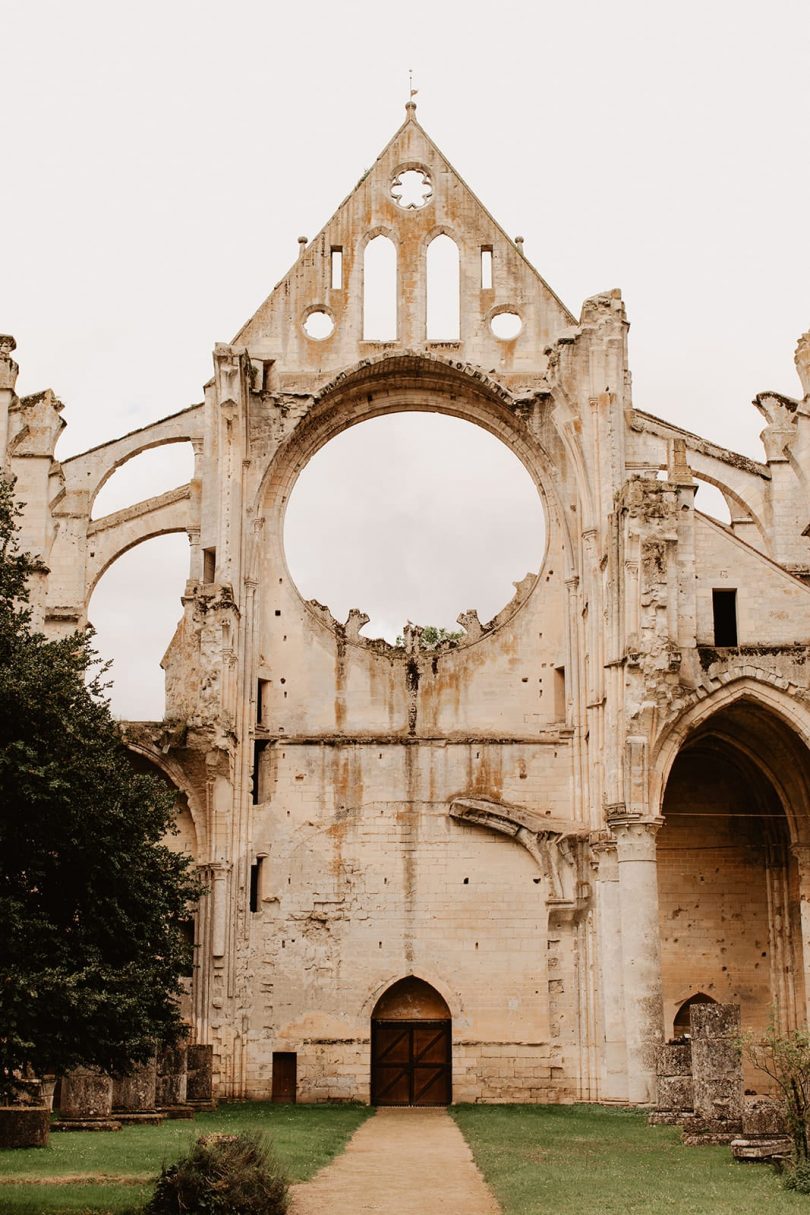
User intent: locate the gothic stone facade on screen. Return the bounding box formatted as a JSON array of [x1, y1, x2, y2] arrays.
[[4, 105, 810, 1105]]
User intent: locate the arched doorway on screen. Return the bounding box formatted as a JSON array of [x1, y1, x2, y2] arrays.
[[370, 977, 451, 1106], [657, 698, 810, 1042]]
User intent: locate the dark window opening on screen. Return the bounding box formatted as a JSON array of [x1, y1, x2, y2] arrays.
[[712, 589, 738, 646], [257, 679, 269, 726], [203, 547, 216, 583], [252, 740, 268, 805], [249, 856, 264, 913], [553, 666, 566, 721]]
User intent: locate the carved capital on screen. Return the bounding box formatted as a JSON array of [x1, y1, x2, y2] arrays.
[[611, 817, 663, 863]]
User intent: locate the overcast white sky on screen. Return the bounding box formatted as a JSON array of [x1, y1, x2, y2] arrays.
[[3, 0, 809, 717]]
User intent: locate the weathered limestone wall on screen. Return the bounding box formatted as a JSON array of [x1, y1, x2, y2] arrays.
[[241, 740, 580, 1101], [694, 516, 810, 646]]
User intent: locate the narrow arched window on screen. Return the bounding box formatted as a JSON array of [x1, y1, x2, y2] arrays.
[[426, 234, 460, 340], [363, 235, 397, 340]]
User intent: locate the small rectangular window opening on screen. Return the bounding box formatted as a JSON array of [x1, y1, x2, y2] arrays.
[[481, 247, 493, 290], [553, 666, 566, 721], [331, 247, 343, 290], [249, 857, 263, 913], [203, 547, 216, 583], [712, 589, 738, 646], [252, 740, 268, 805], [256, 679, 269, 726]]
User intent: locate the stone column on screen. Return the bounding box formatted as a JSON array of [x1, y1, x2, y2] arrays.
[[156, 1043, 188, 1108], [612, 817, 664, 1103], [112, 1055, 157, 1112], [592, 840, 627, 1101], [690, 1003, 743, 1125], [187, 1044, 214, 1104], [791, 844, 810, 1029], [59, 1067, 113, 1120]]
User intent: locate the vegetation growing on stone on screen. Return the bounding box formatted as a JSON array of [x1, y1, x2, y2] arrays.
[[744, 1020, 810, 1186]]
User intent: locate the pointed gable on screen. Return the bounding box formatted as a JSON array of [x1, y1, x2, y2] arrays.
[[234, 103, 575, 385]]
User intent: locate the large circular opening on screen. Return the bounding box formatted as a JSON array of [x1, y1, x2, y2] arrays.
[[283, 412, 546, 643]]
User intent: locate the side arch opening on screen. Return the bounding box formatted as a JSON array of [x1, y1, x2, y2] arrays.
[[370, 977, 451, 1106], [426, 233, 460, 341], [363, 234, 397, 341], [87, 533, 189, 720], [91, 440, 195, 519], [673, 992, 717, 1039], [657, 697, 810, 1065]]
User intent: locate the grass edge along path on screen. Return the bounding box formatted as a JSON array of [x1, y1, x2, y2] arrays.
[[0, 1102, 373, 1214], [451, 1103, 806, 1215]]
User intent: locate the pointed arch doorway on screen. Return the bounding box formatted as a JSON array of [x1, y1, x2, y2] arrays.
[[370, 977, 452, 1106]]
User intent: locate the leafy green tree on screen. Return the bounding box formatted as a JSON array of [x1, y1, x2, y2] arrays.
[[0, 475, 201, 1100], [395, 625, 464, 649]]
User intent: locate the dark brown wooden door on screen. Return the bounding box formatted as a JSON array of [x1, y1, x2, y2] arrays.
[[271, 1051, 297, 1103], [371, 1020, 451, 1106]]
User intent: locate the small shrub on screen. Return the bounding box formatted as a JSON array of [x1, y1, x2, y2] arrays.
[[783, 1159, 810, 1193], [145, 1131, 288, 1215]]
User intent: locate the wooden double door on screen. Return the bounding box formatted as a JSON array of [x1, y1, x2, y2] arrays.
[[371, 1019, 451, 1106]]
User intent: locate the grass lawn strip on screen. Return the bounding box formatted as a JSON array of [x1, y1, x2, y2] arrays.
[[451, 1103, 805, 1215], [0, 1172, 153, 1184], [0, 1102, 373, 1214]]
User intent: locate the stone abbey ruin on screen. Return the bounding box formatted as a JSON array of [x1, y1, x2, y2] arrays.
[[3, 103, 810, 1108]]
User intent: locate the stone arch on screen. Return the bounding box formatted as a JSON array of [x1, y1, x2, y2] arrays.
[[369, 976, 453, 1106], [425, 232, 461, 341], [361, 970, 461, 1021], [371, 976, 452, 1020], [124, 741, 207, 861], [692, 470, 767, 539], [673, 992, 716, 1037], [655, 683, 810, 1040], [251, 354, 575, 612], [88, 436, 196, 515], [652, 676, 810, 841], [362, 230, 398, 341], [85, 515, 190, 602]]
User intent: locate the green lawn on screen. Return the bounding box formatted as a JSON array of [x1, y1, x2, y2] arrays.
[[451, 1103, 804, 1214], [0, 1102, 373, 1214]]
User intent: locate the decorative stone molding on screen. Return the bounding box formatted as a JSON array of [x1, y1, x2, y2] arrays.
[[449, 796, 587, 905], [610, 817, 663, 862]]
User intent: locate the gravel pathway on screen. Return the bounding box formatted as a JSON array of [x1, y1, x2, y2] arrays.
[[288, 1107, 501, 1215]]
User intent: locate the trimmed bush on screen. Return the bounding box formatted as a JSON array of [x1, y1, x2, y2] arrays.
[[145, 1132, 288, 1214]]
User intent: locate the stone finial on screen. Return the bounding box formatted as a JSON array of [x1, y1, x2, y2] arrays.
[[457, 608, 483, 642], [795, 330, 810, 398], [344, 608, 370, 642], [754, 391, 798, 462], [297, 236, 308, 259], [0, 334, 19, 392]]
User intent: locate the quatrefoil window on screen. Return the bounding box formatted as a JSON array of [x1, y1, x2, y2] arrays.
[[391, 168, 433, 210]]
